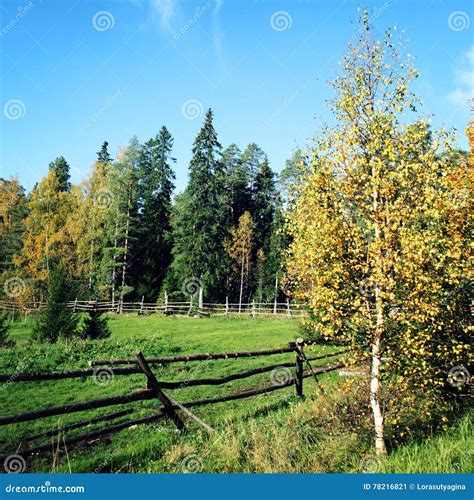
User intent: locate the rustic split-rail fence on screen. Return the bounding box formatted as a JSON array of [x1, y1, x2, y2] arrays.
[[0, 339, 349, 461], [0, 296, 307, 318]]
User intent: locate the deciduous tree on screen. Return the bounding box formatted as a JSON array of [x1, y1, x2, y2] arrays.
[[284, 12, 471, 455]]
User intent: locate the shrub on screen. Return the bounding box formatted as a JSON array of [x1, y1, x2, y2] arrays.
[[80, 310, 111, 340], [32, 266, 78, 342], [0, 314, 14, 347]]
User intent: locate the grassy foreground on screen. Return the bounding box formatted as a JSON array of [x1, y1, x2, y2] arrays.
[[0, 314, 471, 473]]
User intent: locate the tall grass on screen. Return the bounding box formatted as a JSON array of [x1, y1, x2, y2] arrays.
[[377, 412, 473, 473]]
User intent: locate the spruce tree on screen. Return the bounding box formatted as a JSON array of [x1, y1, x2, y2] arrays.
[[171, 109, 228, 300], [222, 144, 252, 226], [81, 310, 111, 339], [97, 141, 113, 165], [48, 156, 71, 192], [32, 265, 78, 342], [0, 314, 14, 347], [134, 127, 176, 299], [251, 155, 277, 246]]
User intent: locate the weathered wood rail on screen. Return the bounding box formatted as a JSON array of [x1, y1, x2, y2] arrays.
[[0, 340, 349, 461], [0, 299, 308, 318]]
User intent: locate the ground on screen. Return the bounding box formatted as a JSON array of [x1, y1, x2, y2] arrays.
[[0, 315, 471, 473]]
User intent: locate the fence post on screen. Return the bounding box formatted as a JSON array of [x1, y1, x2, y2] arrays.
[[274, 274, 278, 314], [198, 287, 204, 315], [295, 338, 304, 397], [187, 294, 193, 316], [135, 351, 186, 432], [252, 299, 256, 318], [225, 296, 229, 316], [140, 295, 144, 314], [164, 291, 168, 314], [73, 297, 77, 313], [286, 298, 291, 318], [119, 298, 123, 314]]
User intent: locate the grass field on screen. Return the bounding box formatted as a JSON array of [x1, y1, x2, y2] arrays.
[[0, 314, 471, 473]]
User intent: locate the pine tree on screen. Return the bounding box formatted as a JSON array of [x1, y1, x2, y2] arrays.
[[280, 148, 309, 207], [240, 143, 265, 188], [97, 141, 113, 165], [32, 265, 78, 342], [48, 156, 71, 192]]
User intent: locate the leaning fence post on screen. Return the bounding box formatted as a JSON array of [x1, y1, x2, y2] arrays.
[[72, 297, 77, 313], [135, 351, 186, 432], [295, 338, 304, 397]]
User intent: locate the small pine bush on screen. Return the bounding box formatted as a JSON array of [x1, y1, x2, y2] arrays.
[[0, 314, 14, 347], [81, 310, 111, 340], [32, 266, 78, 343]]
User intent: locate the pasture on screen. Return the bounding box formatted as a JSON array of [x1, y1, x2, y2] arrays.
[[0, 315, 471, 474]]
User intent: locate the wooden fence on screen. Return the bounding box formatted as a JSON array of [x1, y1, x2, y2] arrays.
[[0, 298, 308, 318], [0, 340, 348, 460]]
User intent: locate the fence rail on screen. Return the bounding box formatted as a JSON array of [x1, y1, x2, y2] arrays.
[[0, 339, 349, 461], [0, 299, 308, 318]]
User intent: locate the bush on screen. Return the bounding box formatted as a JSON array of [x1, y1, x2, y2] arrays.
[[80, 310, 111, 340], [0, 314, 14, 347], [32, 266, 78, 342]]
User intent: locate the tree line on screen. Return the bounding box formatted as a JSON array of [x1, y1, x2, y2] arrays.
[[1, 109, 295, 306]]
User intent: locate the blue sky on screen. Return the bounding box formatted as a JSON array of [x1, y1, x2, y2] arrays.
[[1, 0, 473, 193]]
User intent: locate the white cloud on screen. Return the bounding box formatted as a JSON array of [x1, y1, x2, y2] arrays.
[[448, 45, 474, 109], [150, 0, 176, 31], [214, 0, 224, 15]]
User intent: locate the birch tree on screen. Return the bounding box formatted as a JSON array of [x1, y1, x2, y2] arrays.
[[284, 12, 471, 455], [225, 211, 254, 312]]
